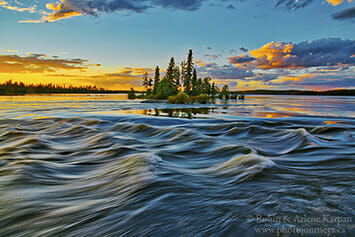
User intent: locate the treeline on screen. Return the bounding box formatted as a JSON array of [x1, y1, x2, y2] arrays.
[[137, 50, 219, 101], [237, 89, 355, 96], [0, 80, 114, 95]]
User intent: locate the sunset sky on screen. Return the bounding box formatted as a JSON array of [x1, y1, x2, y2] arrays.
[[0, 0, 354, 91]]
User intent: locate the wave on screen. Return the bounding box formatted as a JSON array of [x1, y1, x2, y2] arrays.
[[0, 116, 354, 236], [197, 153, 275, 183]]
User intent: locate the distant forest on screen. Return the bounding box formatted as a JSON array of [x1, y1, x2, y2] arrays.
[[1, 79, 354, 97], [0, 80, 117, 95], [237, 89, 355, 96]]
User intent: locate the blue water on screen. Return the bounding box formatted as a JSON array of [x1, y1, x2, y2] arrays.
[[0, 94, 354, 236]]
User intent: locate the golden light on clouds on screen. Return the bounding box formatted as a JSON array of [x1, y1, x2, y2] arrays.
[[0, 0, 36, 13], [250, 42, 293, 61], [76, 67, 153, 90], [5, 0, 352, 24], [195, 59, 205, 66], [249, 42, 295, 69], [0, 54, 89, 73], [0, 51, 152, 90], [44, 8, 82, 22], [18, 19, 42, 23], [17, 0, 83, 23], [41, 0, 84, 22], [326, 0, 352, 6]]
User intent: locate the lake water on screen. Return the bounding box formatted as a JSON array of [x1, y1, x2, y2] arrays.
[[0, 94, 354, 236]]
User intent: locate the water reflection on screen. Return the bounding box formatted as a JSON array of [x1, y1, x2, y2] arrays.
[[0, 94, 354, 120], [117, 108, 215, 118], [0, 93, 128, 102], [144, 108, 213, 118]]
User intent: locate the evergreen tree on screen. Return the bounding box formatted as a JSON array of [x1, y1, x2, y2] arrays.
[[184, 49, 193, 95], [164, 57, 179, 95], [191, 68, 198, 96], [155, 77, 176, 99], [148, 77, 153, 94], [197, 78, 202, 95], [211, 82, 218, 98], [220, 85, 230, 99], [173, 66, 181, 92], [153, 66, 160, 95], [180, 61, 186, 89], [202, 77, 212, 95], [142, 72, 149, 91], [166, 57, 176, 84], [128, 88, 136, 99]]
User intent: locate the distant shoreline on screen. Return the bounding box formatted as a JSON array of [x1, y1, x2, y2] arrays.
[[234, 89, 355, 96], [1, 89, 354, 96]]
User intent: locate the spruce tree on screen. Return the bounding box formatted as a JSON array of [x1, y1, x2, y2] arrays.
[[181, 61, 186, 89], [142, 72, 149, 91], [184, 49, 193, 95], [173, 66, 180, 93], [153, 66, 160, 95], [211, 82, 217, 98], [148, 77, 153, 94], [166, 57, 176, 84], [191, 68, 197, 96], [197, 78, 202, 95], [202, 77, 212, 95]]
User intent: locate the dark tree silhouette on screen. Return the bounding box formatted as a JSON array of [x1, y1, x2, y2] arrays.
[[153, 66, 160, 94], [0, 80, 110, 95], [183, 49, 193, 95], [139, 49, 221, 101]]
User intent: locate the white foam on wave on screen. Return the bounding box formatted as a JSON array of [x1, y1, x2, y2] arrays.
[[198, 153, 276, 182]]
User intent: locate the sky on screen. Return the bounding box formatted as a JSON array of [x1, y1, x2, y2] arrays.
[[0, 0, 354, 91]]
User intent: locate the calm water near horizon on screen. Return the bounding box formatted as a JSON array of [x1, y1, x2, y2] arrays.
[[0, 94, 354, 236]]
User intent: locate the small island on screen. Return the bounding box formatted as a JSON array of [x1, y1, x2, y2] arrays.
[[128, 50, 243, 104]]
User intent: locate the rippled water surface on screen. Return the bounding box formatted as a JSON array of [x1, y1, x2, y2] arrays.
[[0, 94, 354, 236]]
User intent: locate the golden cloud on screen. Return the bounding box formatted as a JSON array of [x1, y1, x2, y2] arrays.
[[88, 67, 152, 89], [249, 42, 295, 69], [0, 1, 36, 13], [18, 19, 42, 23], [0, 49, 152, 90], [47, 67, 153, 90], [326, 0, 352, 6], [18, 0, 82, 23], [43, 1, 82, 22], [194, 59, 205, 66], [229, 38, 355, 70], [0, 53, 91, 73]]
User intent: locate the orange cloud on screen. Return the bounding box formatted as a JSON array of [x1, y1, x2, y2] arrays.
[[195, 59, 205, 66], [248, 42, 295, 69], [0, 49, 152, 90], [0, 53, 90, 73], [229, 38, 355, 70], [18, 0, 83, 23], [0, 1, 36, 13], [326, 0, 352, 6], [18, 19, 42, 23], [73, 67, 153, 90], [43, 1, 82, 22], [277, 74, 312, 84]]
